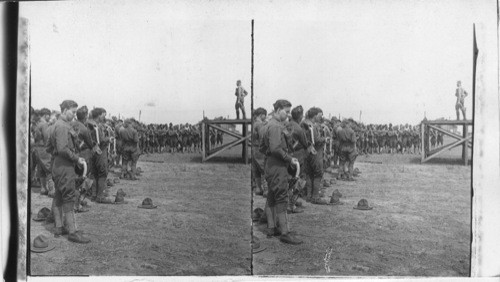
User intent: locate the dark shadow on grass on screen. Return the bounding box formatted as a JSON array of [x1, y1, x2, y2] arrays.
[[409, 156, 472, 166], [190, 155, 250, 164]]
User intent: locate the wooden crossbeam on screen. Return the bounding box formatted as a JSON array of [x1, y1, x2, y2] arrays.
[[201, 119, 250, 163], [427, 124, 472, 149], [204, 135, 250, 162], [209, 123, 243, 140], [422, 135, 472, 163]]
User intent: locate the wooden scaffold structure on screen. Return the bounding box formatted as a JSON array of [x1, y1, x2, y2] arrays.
[[420, 119, 472, 165], [201, 119, 251, 164]]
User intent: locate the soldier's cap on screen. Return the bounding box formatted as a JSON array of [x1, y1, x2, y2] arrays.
[[31, 235, 55, 253], [252, 208, 264, 222], [39, 108, 51, 116], [59, 100, 78, 112], [330, 189, 343, 205], [353, 199, 373, 210], [138, 197, 157, 209], [273, 99, 292, 110], [253, 107, 267, 117], [114, 189, 127, 205], [32, 207, 51, 222], [252, 235, 266, 254]]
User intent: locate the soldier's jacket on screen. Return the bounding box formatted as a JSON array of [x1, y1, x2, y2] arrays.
[[300, 119, 325, 150], [119, 125, 139, 150], [34, 119, 50, 146], [71, 120, 94, 151], [252, 119, 265, 147], [260, 117, 293, 163], [47, 117, 80, 163], [338, 126, 356, 149], [289, 120, 309, 151]]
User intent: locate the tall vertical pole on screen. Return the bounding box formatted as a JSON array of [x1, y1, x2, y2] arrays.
[[248, 19, 254, 164]]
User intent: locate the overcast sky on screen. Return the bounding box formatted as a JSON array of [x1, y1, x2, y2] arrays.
[[22, 0, 490, 125]]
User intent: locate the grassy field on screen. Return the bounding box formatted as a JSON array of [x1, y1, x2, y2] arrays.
[[29, 138, 252, 276], [252, 143, 471, 276]]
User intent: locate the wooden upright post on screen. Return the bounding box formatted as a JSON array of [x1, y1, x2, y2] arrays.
[[421, 122, 425, 162], [462, 125, 468, 165], [201, 121, 206, 162]]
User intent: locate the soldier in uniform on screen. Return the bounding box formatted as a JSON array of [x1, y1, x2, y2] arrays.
[[234, 80, 248, 119], [119, 119, 140, 181], [47, 100, 90, 243], [33, 108, 55, 196], [71, 106, 94, 212], [89, 108, 113, 203], [252, 107, 268, 196], [114, 119, 124, 167], [337, 120, 357, 181], [455, 80, 468, 120], [260, 99, 302, 244], [301, 107, 330, 205]]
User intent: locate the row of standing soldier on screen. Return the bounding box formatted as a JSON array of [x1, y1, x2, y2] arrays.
[[251, 102, 428, 245]]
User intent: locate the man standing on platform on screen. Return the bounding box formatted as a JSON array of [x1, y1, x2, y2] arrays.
[[260, 99, 302, 245], [455, 80, 468, 120], [234, 80, 248, 119]]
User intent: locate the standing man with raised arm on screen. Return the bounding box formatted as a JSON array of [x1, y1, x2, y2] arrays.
[[455, 80, 468, 120], [234, 80, 248, 119]]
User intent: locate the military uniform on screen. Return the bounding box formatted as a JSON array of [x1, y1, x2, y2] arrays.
[[119, 123, 140, 180], [33, 118, 54, 196], [89, 120, 111, 202], [260, 116, 302, 244], [301, 118, 328, 204], [455, 86, 468, 120], [338, 125, 357, 180], [48, 116, 90, 243], [235, 85, 248, 119], [252, 118, 267, 195]]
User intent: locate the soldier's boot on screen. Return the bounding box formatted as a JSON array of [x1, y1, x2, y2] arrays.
[[265, 203, 279, 238], [40, 177, 48, 195], [96, 177, 114, 204], [304, 178, 312, 202], [276, 203, 302, 245], [130, 161, 139, 181], [63, 203, 90, 244], [52, 198, 66, 237], [311, 178, 330, 205], [347, 161, 356, 181]]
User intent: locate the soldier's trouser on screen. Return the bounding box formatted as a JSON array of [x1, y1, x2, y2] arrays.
[[455, 103, 466, 120], [235, 102, 246, 119], [52, 156, 77, 228], [122, 146, 139, 176], [265, 156, 289, 210], [264, 200, 276, 229], [252, 149, 266, 192], [340, 146, 357, 177], [34, 146, 53, 192], [304, 149, 324, 199], [91, 149, 108, 197]]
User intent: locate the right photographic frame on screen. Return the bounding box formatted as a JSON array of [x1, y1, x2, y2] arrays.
[[250, 1, 497, 277]]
